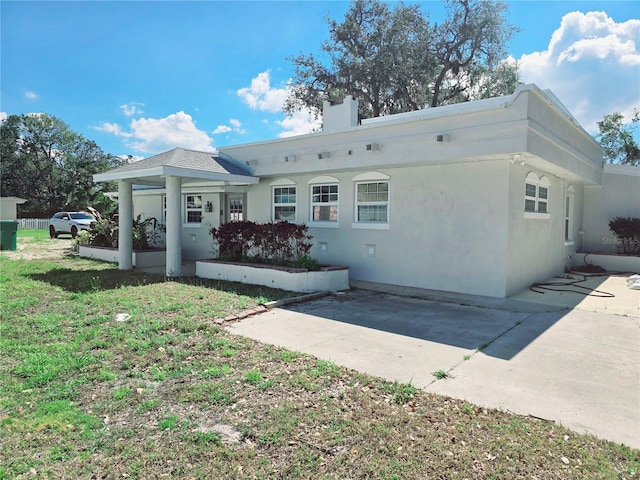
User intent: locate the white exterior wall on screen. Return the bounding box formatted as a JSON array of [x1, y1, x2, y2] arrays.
[[180, 191, 220, 260], [505, 164, 571, 296], [132, 190, 223, 260], [582, 165, 640, 254], [248, 161, 510, 298], [122, 85, 609, 297]]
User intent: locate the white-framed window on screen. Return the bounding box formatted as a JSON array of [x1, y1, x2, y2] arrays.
[[352, 172, 391, 229], [524, 172, 550, 218], [273, 186, 297, 222], [311, 184, 338, 221], [564, 185, 575, 245], [308, 176, 339, 227], [185, 194, 203, 224], [228, 196, 243, 221], [356, 181, 389, 223]]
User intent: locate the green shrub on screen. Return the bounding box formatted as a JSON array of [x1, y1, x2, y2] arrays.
[[608, 217, 640, 253], [83, 214, 164, 250], [209, 221, 315, 268]]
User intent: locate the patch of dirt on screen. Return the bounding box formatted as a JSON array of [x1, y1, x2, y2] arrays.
[[1, 237, 76, 261]]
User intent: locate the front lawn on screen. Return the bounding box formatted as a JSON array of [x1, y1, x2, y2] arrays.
[[0, 236, 638, 479]]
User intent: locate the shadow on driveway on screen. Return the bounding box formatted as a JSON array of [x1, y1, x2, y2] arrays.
[[284, 289, 567, 361]]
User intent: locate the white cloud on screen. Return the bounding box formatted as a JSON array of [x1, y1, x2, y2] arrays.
[[0, 112, 7, 122], [97, 111, 213, 154], [213, 118, 246, 135], [238, 71, 320, 137], [213, 124, 232, 134], [277, 110, 322, 138], [24, 90, 38, 100], [518, 11, 640, 132], [237, 71, 289, 113], [229, 118, 246, 134], [211, 118, 247, 135], [95, 122, 132, 137], [120, 102, 144, 117]]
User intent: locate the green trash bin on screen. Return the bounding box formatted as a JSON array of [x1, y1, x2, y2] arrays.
[[0, 220, 19, 251]]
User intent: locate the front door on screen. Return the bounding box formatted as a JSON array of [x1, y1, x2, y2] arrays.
[[225, 194, 245, 223]]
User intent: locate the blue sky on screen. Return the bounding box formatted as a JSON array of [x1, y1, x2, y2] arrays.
[[2, 1, 639, 159]]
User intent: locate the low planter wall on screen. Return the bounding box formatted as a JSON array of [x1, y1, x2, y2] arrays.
[[78, 245, 118, 263], [196, 260, 349, 293], [78, 245, 166, 268], [132, 249, 166, 268], [575, 253, 640, 274]]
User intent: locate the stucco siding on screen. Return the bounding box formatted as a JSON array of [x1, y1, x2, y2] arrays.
[[505, 164, 568, 296], [132, 191, 224, 260], [525, 91, 602, 185], [248, 161, 510, 297], [582, 166, 640, 254]]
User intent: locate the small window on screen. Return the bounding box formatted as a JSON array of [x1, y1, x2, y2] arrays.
[[311, 184, 338, 222], [356, 181, 389, 223], [228, 196, 243, 221], [273, 186, 296, 222], [185, 195, 203, 224]]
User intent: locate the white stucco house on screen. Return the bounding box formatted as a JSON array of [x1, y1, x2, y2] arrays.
[[94, 84, 638, 298]]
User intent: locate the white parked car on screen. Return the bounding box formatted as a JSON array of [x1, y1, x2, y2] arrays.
[[49, 211, 95, 238]]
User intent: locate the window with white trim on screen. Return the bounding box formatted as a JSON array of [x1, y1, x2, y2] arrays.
[[273, 186, 296, 222], [311, 184, 338, 222], [356, 181, 389, 223], [524, 173, 550, 215], [185, 194, 203, 224], [564, 185, 575, 244]]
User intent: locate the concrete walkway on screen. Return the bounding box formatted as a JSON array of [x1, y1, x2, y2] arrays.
[[228, 288, 640, 449]]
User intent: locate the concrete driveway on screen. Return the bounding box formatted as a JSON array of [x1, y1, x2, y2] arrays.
[[228, 287, 640, 448]]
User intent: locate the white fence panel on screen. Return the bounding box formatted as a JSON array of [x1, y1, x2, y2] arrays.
[[18, 218, 49, 230]]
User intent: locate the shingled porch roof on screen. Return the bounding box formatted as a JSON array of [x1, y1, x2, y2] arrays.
[[93, 147, 258, 186]]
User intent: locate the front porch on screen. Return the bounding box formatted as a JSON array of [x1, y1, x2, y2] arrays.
[[93, 148, 258, 277]]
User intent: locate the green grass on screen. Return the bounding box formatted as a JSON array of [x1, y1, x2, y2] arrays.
[[1, 239, 638, 479], [16, 228, 51, 242]]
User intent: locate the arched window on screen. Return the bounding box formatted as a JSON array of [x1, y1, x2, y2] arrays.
[[524, 172, 550, 216]]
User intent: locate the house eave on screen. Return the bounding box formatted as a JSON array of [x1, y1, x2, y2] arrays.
[[93, 166, 259, 185]]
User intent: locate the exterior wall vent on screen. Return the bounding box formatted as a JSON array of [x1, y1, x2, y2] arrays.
[[436, 134, 449, 143], [285, 155, 296, 162], [366, 143, 379, 151], [318, 152, 331, 160]]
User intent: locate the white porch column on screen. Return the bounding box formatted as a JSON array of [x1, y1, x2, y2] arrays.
[[117, 180, 133, 270], [165, 175, 182, 277]]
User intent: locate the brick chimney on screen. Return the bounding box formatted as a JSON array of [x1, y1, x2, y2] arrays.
[[322, 95, 359, 133]]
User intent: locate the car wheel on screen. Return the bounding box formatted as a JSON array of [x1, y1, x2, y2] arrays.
[[71, 226, 78, 238], [49, 225, 58, 239]]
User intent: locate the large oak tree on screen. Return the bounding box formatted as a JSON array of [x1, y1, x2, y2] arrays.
[[596, 111, 640, 166], [284, 0, 520, 121], [0, 113, 124, 216]]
